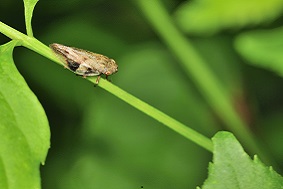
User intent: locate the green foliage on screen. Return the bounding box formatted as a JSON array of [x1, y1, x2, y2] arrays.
[[235, 27, 283, 76], [1, 0, 283, 188], [0, 0, 214, 188], [0, 41, 50, 189], [201, 132, 283, 189], [174, 0, 283, 35]]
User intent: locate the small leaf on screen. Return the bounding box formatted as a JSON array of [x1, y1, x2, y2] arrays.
[[24, 0, 39, 36], [174, 0, 283, 35], [235, 27, 283, 76], [0, 41, 50, 189], [201, 131, 283, 189]]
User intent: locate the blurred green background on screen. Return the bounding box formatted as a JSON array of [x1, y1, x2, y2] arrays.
[[1, 0, 283, 188]]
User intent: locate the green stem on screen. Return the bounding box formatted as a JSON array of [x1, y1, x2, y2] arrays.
[[0, 21, 61, 65], [0, 21, 213, 152], [93, 77, 213, 152], [135, 1, 264, 158]]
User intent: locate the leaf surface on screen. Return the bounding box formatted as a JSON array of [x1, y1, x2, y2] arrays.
[[201, 131, 283, 189], [0, 41, 50, 189]]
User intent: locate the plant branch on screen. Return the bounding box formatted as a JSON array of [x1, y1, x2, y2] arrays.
[[24, 0, 38, 37], [91, 77, 213, 152], [0, 21, 213, 152]]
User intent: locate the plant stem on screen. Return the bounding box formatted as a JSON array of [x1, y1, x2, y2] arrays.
[[0, 21, 61, 65], [23, 0, 35, 37], [0, 21, 213, 152], [135, 1, 264, 158], [92, 77, 213, 152]]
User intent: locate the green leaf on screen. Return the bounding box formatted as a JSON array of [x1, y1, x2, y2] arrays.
[[24, 0, 39, 36], [174, 0, 283, 35], [200, 131, 283, 189], [235, 27, 283, 76], [0, 41, 50, 189]]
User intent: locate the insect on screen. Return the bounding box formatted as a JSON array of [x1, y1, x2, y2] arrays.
[[50, 43, 118, 83]]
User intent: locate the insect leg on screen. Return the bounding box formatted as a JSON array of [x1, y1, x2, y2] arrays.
[[95, 75, 101, 84]]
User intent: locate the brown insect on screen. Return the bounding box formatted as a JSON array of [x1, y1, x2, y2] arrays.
[[50, 43, 118, 83]]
